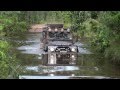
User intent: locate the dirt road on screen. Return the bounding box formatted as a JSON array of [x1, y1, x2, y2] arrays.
[[29, 24, 46, 32]]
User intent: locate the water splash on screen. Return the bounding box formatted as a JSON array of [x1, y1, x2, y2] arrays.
[[25, 65, 79, 73]]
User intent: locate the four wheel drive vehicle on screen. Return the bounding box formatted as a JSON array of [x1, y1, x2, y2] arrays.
[[41, 24, 78, 65]]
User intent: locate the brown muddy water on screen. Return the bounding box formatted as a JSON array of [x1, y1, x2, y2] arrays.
[[8, 32, 120, 79]]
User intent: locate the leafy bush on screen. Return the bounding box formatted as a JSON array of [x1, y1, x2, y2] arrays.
[[105, 44, 120, 63], [0, 40, 18, 78]]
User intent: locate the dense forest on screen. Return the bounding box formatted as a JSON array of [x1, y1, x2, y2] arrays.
[[0, 11, 120, 78]]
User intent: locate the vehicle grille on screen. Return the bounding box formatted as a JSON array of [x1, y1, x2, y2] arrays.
[[56, 54, 70, 64], [55, 46, 71, 52]]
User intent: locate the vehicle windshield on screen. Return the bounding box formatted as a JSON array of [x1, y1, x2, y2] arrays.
[[48, 32, 72, 40]]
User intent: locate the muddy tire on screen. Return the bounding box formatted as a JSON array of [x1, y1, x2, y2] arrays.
[[42, 54, 48, 65], [77, 48, 79, 53], [44, 46, 48, 52]]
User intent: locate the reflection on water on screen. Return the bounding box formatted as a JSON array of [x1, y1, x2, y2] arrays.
[[19, 75, 111, 79], [9, 32, 120, 79], [26, 65, 79, 72], [25, 66, 79, 73], [17, 44, 43, 55]]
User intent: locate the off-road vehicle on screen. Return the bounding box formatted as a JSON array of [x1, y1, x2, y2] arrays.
[[41, 24, 78, 65]]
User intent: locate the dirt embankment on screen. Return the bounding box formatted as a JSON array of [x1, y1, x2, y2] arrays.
[[29, 24, 46, 32]]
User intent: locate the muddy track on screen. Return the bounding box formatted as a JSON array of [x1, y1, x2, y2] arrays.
[[29, 24, 46, 32]]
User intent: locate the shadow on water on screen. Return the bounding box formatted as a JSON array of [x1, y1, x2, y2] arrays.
[[9, 32, 120, 79]]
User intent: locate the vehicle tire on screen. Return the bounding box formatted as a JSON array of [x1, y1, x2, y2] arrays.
[[44, 46, 48, 52], [77, 47, 79, 53], [42, 54, 48, 65]]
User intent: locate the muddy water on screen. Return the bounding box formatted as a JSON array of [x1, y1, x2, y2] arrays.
[[10, 32, 120, 79]]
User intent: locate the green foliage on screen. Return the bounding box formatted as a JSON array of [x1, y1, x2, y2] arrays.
[[0, 40, 18, 78], [64, 11, 120, 63], [0, 40, 10, 52], [105, 44, 120, 63], [0, 41, 10, 78], [91, 25, 110, 52], [0, 25, 4, 31], [7, 21, 28, 32], [0, 11, 29, 36]]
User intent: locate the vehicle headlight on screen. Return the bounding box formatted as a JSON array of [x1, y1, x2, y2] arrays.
[[50, 48, 54, 51], [71, 55, 75, 58], [71, 48, 76, 52], [70, 37, 72, 40], [49, 54, 56, 64]]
